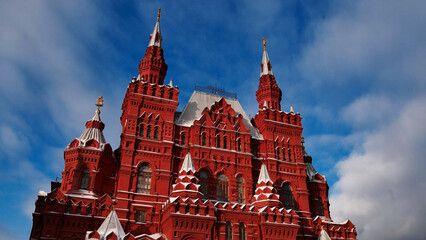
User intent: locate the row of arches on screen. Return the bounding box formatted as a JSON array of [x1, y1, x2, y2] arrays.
[[139, 124, 160, 140], [225, 222, 246, 240], [276, 147, 293, 162]]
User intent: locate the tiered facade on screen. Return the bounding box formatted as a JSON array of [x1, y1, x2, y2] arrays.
[[30, 9, 357, 240]]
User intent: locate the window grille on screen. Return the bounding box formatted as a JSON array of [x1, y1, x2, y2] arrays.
[[225, 221, 233, 240], [237, 176, 245, 204], [217, 174, 229, 202], [137, 165, 152, 193], [80, 168, 90, 189], [135, 210, 146, 223], [200, 172, 209, 199], [283, 183, 295, 209]]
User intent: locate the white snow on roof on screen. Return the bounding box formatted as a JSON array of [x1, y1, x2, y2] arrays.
[[306, 162, 318, 181], [175, 91, 263, 140], [180, 153, 196, 173], [78, 108, 106, 146], [257, 164, 273, 184], [318, 229, 331, 240], [148, 19, 162, 47], [96, 210, 126, 239], [260, 49, 273, 76]]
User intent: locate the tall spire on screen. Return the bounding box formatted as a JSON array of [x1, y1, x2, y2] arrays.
[[138, 7, 168, 85], [256, 38, 282, 110], [260, 37, 273, 76], [148, 7, 162, 47]]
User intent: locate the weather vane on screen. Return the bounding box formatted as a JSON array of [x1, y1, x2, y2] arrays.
[[263, 37, 266, 51], [157, 7, 161, 22], [96, 96, 104, 110]]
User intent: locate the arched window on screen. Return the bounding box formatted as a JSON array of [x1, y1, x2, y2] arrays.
[[80, 168, 90, 189], [181, 133, 185, 145], [225, 221, 233, 240], [146, 126, 151, 139], [152, 88, 156, 97], [223, 136, 228, 149], [153, 127, 159, 140], [237, 139, 241, 151], [201, 133, 206, 146], [137, 165, 152, 193], [140, 124, 144, 137], [216, 135, 221, 148], [237, 176, 245, 204], [283, 183, 295, 209], [200, 171, 209, 199], [283, 148, 286, 161], [276, 148, 281, 160], [318, 198, 324, 216], [239, 223, 246, 240], [217, 174, 229, 202], [288, 148, 292, 162]]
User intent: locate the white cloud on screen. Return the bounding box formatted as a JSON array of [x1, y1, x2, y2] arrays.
[[297, 0, 426, 239], [330, 97, 426, 239]]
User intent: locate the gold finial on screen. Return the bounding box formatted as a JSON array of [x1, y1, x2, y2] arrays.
[[96, 96, 104, 110], [263, 37, 266, 51], [157, 7, 161, 22]]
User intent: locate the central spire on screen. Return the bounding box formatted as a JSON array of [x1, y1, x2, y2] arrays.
[[260, 37, 273, 76], [256, 37, 282, 110], [138, 7, 168, 85]]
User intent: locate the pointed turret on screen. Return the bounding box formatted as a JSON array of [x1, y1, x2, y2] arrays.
[[318, 229, 332, 240], [256, 38, 282, 110], [138, 8, 168, 85], [290, 104, 294, 114], [252, 164, 281, 208], [170, 153, 203, 199], [85, 209, 126, 240], [148, 8, 162, 47]]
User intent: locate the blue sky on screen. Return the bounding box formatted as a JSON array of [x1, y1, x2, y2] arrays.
[[1, 1, 426, 239]]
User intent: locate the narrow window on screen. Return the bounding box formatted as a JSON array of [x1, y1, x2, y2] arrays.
[[153, 127, 159, 140], [239, 223, 246, 240], [237, 139, 241, 151], [152, 88, 156, 97], [276, 148, 281, 160], [181, 133, 185, 145], [146, 126, 151, 139], [283, 183, 295, 209], [288, 148, 292, 162], [216, 135, 221, 148], [226, 221, 233, 240], [283, 148, 286, 161], [135, 210, 146, 223], [137, 165, 152, 193], [217, 174, 229, 202], [237, 176, 245, 204], [140, 124, 144, 137], [201, 133, 206, 146], [318, 198, 324, 216], [80, 168, 90, 189], [223, 136, 228, 149], [200, 172, 209, 199]]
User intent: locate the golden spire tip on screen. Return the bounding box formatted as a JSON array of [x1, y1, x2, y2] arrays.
[[263, 37, 266, 51], [157, 7, 161, 22], [96, 96, 104, 110]]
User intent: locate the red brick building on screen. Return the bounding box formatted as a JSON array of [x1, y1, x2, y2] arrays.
[[30, 9, 357, 240]]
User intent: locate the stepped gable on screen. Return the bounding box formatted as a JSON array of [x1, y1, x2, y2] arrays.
[[252, 164, 281, 208], [170, 153, 203, 199], [176, 90, 263, 139]]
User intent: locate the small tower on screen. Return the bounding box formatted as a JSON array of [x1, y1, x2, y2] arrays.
[[252, 164, 281, 208], [256, 37, 282, 110], [170, 153, 203, 199], [61, 96, 117, 196]]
